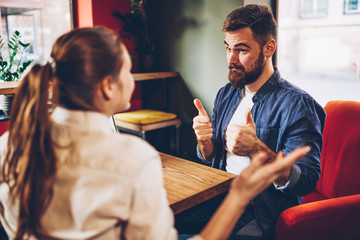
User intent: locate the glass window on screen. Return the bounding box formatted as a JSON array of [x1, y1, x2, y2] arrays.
[[344, 0, 360, 14], [5, 14, 36, 56], [0, 0, 71, 64], [0, 0, 71, 114], [278, 0, 360, 106], [300, 0, 328, 18]]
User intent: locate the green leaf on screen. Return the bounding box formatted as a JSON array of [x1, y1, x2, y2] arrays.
[[19, 60, 32, 73], [13, 72, 19, 79], [19, 41, 31, 48], [0, 31, 32, 81], [3, 72, 12, 81], [0, 61, 7, 68], [8, 42, 14, 49]]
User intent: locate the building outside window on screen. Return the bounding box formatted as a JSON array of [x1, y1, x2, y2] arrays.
[[0, 0, 71, 112], [277, 0, 360, 106], [344, 0, 360, 14], [300, 0, 329, 18], [0, 0, 71, 65]]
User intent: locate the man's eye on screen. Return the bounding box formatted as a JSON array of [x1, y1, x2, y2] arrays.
[[225, 47, 247, 53], [236, 49, 247, 53]]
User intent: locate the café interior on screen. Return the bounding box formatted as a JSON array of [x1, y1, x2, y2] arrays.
[[0, 0, 359, 239]]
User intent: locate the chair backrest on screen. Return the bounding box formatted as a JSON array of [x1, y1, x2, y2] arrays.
[[315, 100, 360, 198]]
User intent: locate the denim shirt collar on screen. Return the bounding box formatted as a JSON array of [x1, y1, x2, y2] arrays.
[[252, 67, 281, 103]]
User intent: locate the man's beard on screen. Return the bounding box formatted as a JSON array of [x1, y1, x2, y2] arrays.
[[228, 52, 265, 89]]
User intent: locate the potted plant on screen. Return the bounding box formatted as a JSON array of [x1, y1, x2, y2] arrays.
[[113, 0, 155, 72], [0, 30, 33, 115]]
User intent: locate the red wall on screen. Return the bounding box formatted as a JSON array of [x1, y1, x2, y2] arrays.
[[0, 120, 9, 136], [91, 0, 140, 72], [72, 0, 142, 111]]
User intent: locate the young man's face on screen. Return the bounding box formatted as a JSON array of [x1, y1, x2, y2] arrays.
[[224, 27, 265, 89]]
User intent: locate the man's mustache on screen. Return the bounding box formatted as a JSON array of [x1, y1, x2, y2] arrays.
[[229, 64, 244, 71]]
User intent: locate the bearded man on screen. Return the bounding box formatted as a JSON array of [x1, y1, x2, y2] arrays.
[[189, 4, 326, 240]]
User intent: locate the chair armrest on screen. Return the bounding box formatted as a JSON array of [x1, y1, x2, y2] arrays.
[[301, 191, 327, 204], [276, 194, 360, 240]]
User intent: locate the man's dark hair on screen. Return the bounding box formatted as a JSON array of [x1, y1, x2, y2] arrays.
[[223, 4, 277, 47]]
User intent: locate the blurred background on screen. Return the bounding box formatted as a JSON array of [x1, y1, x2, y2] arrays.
[[1, 0, 359, 159]]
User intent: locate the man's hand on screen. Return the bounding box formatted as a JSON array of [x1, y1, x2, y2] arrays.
[[230, 146, 311, 202], [193, 99, 215, 161], [193, 99, 213, 142], [225, 108, 290, 185], [225, 108, 259, 157], [199, 146, 311, 240]]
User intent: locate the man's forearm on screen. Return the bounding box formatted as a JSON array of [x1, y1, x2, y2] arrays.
[[249, 139, 276, 162], [250, 139, 290, 186], [198, 139, 215, 162]]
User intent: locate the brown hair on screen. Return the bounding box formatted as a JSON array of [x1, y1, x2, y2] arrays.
[[0, 27, 124, 239], [222, 4, 277, 47]]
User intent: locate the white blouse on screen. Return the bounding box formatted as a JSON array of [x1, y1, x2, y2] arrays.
[[0, 107, 180, 240]]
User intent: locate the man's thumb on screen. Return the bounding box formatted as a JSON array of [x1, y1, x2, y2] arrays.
[[194, 99, 208, 117], [245, 108, 255, 127]]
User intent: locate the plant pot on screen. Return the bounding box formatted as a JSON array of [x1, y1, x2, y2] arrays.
[[0, 94, 15, 116]]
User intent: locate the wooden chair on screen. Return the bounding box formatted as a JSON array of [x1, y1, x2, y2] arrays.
[[113, 109, 181, 152], [113, 72, 182, 153]]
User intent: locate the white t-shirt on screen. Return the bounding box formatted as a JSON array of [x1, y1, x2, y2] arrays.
[[226, 89, 255, 175]]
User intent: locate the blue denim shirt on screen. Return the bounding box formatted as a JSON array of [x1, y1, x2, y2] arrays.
[[197, 68, 325, 237]]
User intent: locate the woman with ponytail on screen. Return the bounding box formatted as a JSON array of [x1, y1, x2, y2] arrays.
[[0, 27, 309, 240]]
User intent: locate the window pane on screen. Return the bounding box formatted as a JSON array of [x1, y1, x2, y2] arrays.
[[0, 0, 71, 113], [278, 0, 360, 106], [344, 0, 360, 14], [0, 0, 71, 64], [300, 0, 328, 18]]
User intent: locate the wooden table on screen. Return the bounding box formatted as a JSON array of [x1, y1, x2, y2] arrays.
[[159, 152, 236, 214]]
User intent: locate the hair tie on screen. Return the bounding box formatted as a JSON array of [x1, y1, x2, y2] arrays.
[[48, 57, 56, 74]]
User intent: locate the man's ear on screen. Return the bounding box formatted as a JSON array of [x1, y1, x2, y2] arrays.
[[263, 39, 276, 58], [99, 75, 114, 100]]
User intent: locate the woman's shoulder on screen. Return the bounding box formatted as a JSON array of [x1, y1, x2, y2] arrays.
[[118, 133, 158, 161], [74, 131, 161, 175], [107, 132, 157, 157]]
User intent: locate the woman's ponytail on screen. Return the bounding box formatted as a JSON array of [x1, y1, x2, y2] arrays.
[[1, 26, 125, 239], [2, 62, 56, 239]]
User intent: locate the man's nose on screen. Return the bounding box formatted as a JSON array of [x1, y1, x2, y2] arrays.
[[228, 51, 239, 65]]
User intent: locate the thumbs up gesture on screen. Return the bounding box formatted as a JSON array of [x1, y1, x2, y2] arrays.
[[226, 108, 259, 157], [245, 107, 256, 128], [193, 99, 213, 142]]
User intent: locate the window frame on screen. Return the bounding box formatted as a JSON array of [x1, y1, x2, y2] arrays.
[[344, 0, 360, 14], [299, 0, 329, 19]]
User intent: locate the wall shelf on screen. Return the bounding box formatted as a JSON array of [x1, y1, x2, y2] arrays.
[[133, 72, 178, 81], [0, 82, 19, 95], [0, 72, 179, 95]]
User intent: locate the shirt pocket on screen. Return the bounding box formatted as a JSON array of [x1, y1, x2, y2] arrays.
[[256, 127, 280, 152]]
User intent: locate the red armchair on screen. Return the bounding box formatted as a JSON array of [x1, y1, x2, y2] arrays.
[[276, 100, 360, 240]]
